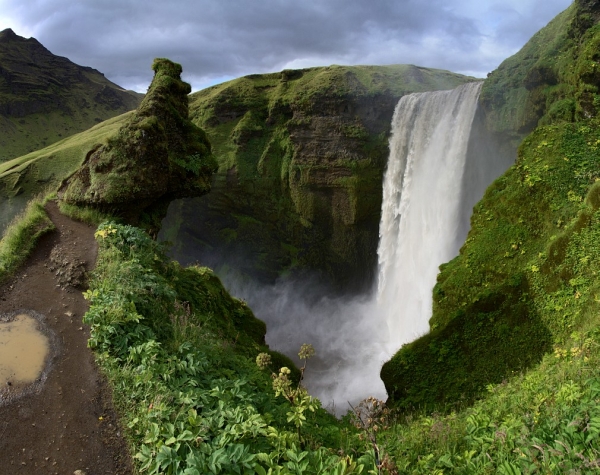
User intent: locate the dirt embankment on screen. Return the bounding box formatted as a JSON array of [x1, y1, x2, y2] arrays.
[[0, 201, 131, 475]]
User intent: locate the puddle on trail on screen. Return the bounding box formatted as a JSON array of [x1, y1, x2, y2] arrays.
[[0, 313, 49, 386]]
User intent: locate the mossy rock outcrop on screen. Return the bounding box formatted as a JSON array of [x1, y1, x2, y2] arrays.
[[58, 59, 217, 229]]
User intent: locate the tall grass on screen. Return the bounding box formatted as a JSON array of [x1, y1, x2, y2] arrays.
[[58, 201, 116, 226], [0, 195, 55, 283]]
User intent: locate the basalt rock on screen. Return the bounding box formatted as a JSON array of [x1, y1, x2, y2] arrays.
[[58, 59, 217, 231]]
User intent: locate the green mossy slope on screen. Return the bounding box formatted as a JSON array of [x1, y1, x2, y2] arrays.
[[382, 0, 600, 410], [85, 221, 371, 473], [162, 65, 475, 290], [480, 0, 600, 150]]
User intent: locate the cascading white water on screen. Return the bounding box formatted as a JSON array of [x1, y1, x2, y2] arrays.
[[215, 81, 511, 413], [377, 81, 483, 346]]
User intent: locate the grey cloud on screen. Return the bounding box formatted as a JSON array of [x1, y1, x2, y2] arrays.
[[2, 0, 572, 91]]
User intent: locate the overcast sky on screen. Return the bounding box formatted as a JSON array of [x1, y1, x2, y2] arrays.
[[0, 0, 573, 93]]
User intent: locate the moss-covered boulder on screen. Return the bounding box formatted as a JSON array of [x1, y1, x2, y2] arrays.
[[382, 0, 600, 411], [58, 58, 217, 229]]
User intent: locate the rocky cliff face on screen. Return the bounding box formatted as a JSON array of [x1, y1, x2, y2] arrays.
[[0, 28, 142, 162], [161, 65, 474, 291], [59, 59, 216, 230]]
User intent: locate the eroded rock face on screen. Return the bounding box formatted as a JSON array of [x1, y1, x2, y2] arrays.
[[58, 58, 217, 229]]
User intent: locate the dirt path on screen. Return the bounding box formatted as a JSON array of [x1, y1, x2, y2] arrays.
[[0, 202, 132, 475]]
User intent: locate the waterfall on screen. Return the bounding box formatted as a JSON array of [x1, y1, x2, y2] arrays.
[[211, 81, 511, 412], [377, 81, 483, 347]]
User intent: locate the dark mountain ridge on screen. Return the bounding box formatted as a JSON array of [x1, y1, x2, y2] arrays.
[[0, 28, 142, 161]]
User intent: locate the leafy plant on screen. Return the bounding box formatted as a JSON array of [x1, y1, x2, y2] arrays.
[[349, 398, 395, 475], [85, 222, 367, 474], [257, 344, 319, 443]]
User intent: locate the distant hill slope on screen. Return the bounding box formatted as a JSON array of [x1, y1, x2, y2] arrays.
[[0, 28, 142, 162]]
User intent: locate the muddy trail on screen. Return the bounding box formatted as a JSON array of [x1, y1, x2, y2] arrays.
[[0, 202, 132, 475]]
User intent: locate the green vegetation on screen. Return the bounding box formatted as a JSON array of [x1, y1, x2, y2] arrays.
[[0, 28, 141, 162], [380, 330, 600, 473], [58, 201, 116, 226], [0, 194, 54, 283], [85, 221, 383, 474]]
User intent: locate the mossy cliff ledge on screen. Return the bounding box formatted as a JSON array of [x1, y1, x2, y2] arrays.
[[382, 0, 600, 411], [58, 59, 217, 228], [162, 65, 473, 290]]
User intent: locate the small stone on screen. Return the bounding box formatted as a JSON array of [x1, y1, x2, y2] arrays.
[[74, 470, 86, 475]]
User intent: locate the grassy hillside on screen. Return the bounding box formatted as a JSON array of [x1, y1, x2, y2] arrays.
[[0, 113, 130, 232], [0, 28, 141, 162], [382, 0, 600, 411], [162, 64, 475, 290]]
